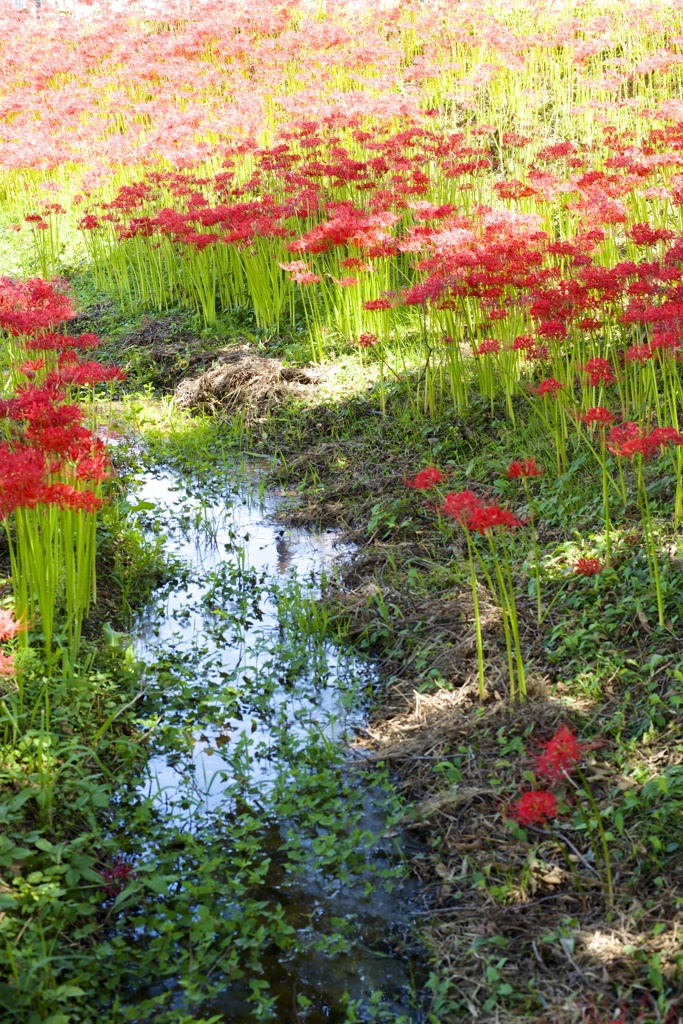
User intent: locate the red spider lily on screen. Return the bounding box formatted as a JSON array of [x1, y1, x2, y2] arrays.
[[0, 609, 28, 642], [101, 857, 136, 899], [0, 446, 50, 518], [507, 458, 541, 479], [357, 333, 378, 348], [610, 436, 654, 460], [529, 378, 563, 397], [43, 484, 103, 513], [509, 790, 558, 826], [24, 332, 102, 352], [581, 406, 614, 427], [606, 421, 641, 454], [477, 338, 499, 355], [574, 556, 604, 576], [650, 332, 680, 352], [536, 725, 582, 781], [443, 489, 521, 543], [46, 362, 125, 388], [627, 223, 676, 246], [607, 425, 682, 460], [649, 426, 683, 448], [510, 335, 535, 351], [19, 358, 44, 378], [25, 423, 93, 457], [404, 467, 444, 490], [2, 386, 77, 429], [75, 454, 111, 484], [441, 487, 525, 697], [441, 489, 481, 523], [0, 652, 15, 676], [625, 343, 653, 363], [0, 278, 73, 336], [581, 358, 615, 386], [467, 504, 522, 534], [537, 320, 567, 340]]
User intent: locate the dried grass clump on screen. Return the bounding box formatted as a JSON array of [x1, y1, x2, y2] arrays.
[[175, 346, 320, 418]]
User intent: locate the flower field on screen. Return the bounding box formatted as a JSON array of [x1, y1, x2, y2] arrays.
[[3, 0, 683, 1021]]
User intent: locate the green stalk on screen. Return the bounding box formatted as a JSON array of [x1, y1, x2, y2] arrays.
[[576, 767, 614, 910], [486, 532, 517, 700], [465, 528, 485, 700], [501, 539, 526, 699], [523, 478, 542, 625], [600, 433, 611, 562], [637, 460, 665, 629]]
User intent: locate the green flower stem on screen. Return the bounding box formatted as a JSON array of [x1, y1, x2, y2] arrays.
[[465, 528, 486, 701], [576, 767, 614, 910]]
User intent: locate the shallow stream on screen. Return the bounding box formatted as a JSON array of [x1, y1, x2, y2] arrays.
[[120, 463, 425, 1022]]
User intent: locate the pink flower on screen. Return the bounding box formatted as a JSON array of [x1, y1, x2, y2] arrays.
[[0, 609, 27, 642], [0, 651, 15, 676]]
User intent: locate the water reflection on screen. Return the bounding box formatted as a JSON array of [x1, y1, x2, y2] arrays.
[[127, 467, 424, 1022]]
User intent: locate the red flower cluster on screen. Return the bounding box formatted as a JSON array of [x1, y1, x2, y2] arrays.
[[607, 422, 683, 460], [529, 378, 563, 397], [510, 790, 557, 826], [574, 556, 604, 576], [0, 280, 117, 520], [510, 726, 583, 826], [536, 725, 582, 781], [581, 406, 614, 427], [404, 467, 444, 490], [507, 457, 541, 478], [442, 489, 521, 532], [101, 857, 136, 899], [0, 278, 73, 337], [581, 358, 615, 387], [442, 489, 481, 523]]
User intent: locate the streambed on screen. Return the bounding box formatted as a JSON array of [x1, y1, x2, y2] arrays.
[[117, 462, 425, 1022]]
